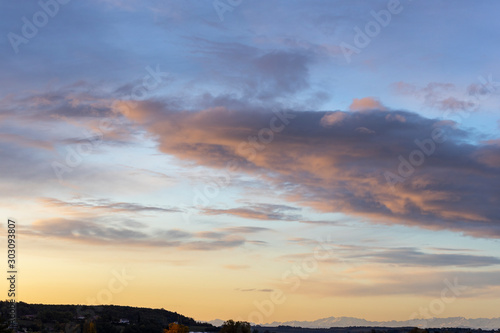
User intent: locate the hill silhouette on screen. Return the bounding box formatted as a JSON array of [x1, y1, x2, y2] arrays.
[[0, 301, 217, 333]]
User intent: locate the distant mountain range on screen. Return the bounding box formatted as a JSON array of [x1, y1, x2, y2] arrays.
[[210, 317, 500, 329]]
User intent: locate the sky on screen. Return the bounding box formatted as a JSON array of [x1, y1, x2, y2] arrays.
[[1, 0, 500, 324]]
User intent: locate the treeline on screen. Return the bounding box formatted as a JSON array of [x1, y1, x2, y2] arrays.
[[0, 301, 217, 333], [250, 326, 500, 333]]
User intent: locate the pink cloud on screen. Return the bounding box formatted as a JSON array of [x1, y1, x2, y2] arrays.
[[118, 101, 500, 238], [320, 112, 348, 126], [349, 97, 386, 111]]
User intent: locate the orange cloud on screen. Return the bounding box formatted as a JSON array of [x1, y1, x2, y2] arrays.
[[320, 112, 348, 126], [117, 101, 500, 238], [349, 97, 386, 111]]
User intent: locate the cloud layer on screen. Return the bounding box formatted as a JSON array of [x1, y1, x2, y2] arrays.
[[26, 217, 270, 251], [118, 101, 500, 238]]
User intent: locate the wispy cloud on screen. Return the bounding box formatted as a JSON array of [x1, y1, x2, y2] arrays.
[[202, 203, 301, 221], [40, 197, 181, 214], [236, 288, 274, 293], [25, 218, 258, 251]]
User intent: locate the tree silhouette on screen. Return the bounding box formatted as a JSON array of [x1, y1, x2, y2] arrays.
[[83, 320, 97, 333], [0, 316, 13, 333], [409, 328, 428, 333], [220, 320, 251, 333], [164, 322, 189, 333]]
